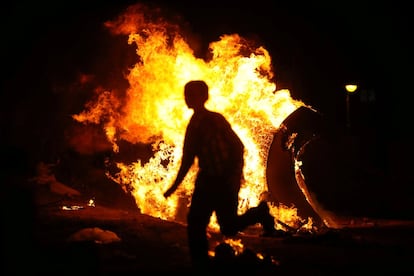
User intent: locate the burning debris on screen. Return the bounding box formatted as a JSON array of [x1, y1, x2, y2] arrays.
[[62, 205, 85, 211], [61, 198, 95, 211], [88, 198, 96, 207], [210, 241, 280, 273]]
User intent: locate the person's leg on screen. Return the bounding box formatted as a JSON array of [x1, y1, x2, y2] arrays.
[[214, 173, 278, 237], [187, 184, 214, 270], [250, 201, 278, 235], [223, 200, 277, 235], [215, 189, 240, 237], [212, 172, 240, 237]]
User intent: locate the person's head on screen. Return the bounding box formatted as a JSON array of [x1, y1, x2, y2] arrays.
[[184, 80, 209, 109]]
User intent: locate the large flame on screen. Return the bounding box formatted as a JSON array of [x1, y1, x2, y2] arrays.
[[73, 4, 307, 229]]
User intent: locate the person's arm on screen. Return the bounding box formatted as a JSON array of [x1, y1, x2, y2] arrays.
[[164, 128, 196, 198], [163, 158, 192, 198]]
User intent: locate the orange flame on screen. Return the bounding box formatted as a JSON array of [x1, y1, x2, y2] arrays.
[[73, 4, 307, 228]]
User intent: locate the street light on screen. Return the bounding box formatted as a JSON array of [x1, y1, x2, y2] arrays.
[[345, 84, 358, 129]]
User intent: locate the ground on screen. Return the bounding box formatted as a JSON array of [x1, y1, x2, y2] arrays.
[[3, 186, 414, 276]]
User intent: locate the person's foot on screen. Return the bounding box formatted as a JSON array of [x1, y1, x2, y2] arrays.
[[256, 201, 279, 234]]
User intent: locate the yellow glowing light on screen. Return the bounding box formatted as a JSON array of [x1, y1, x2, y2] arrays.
[[345, 84, 358, 93]]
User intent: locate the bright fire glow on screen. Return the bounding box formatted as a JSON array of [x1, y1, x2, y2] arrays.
[[72, 4, 308, 229]]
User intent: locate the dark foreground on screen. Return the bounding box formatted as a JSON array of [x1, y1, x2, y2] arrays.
[[3, 193, 414, 276]]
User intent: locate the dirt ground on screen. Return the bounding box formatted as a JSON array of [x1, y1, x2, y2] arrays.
[[3, 186, 414, 276]]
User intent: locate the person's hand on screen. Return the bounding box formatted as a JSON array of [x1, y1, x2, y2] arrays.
[[163, 187, 175, 198], [164, 180, 180, 198]]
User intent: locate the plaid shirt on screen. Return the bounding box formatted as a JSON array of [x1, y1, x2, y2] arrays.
[[183, 109, 244, 177]]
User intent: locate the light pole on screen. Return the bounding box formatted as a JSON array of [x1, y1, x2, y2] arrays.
[[345, 84, 357, 130]]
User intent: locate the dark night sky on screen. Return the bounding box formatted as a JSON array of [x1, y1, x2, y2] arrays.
[[1, 0, 412, 168]]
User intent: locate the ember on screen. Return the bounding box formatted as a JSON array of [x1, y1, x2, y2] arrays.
[[62, 205, 84, 211], [88, 198, 96, 207]]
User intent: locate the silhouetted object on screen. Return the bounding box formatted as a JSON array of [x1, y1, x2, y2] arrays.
[[267, 106, 326, 227], [164, 80, 279, 271], [267, 105, 414, 227]]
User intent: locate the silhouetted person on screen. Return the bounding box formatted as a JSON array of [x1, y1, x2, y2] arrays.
[[164, 80, 278, 272]]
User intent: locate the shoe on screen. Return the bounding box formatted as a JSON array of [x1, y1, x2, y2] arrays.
[[256, 201, 279, 235]]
